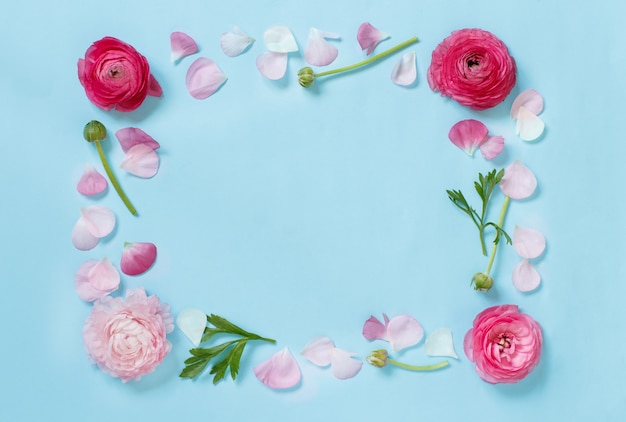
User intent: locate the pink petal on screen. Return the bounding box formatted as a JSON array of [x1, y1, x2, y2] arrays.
[[301, 336, 334, 366], [88, 257, 121, 290], [74, 259, 120, 302], [499, 160, 537, 199], [170, 31, 198, 62], [256, 52, 288, 80], [362, 315, 388, 341], [479, 136, 505, 160], [357, 22, 389, 55], [77, 164, 107, 196], [120, 144, 159, 178], [330, 348, 362, 380], [80, 206, 116, 238], [391, 51, 417, 86], [254, 348, 301, 389], [71, 217, 100, 250], [387, 315, 424, 352], [220, 26, 255, 57], [263, 25, 298, 53], [304, 28, 339, 66], [516, 106, 545, 141], [186, 57, 228, 99], [511, 89, 543, 118], [147, 74, 163, 97], [513, 226, 546, 259], [512, 259, 541, 292], [448, 119, 489, 156], [120, 241, 157, 276], [115, 127, 160, 154]]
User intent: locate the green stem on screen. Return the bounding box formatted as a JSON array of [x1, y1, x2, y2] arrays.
[[313, 36, 419, 78], [484, 196, 511, 276], [94, 140, 137, 216], [387, 358, 449, 371], [251, 335, 277, 344]]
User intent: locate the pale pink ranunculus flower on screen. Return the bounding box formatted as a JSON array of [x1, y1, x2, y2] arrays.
[[464, 304, 542, 384], [83, 288, 174, 382], [427, 28, 517, 110]]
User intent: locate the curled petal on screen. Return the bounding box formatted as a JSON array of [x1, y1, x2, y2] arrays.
[[170, 31, 198, 62], [81, 206, 116, 238], [387, 315, 424, 352], [71, 217, 100, 250], [77, 164, 107, 196], [330, 348, 362, 380], [357, 22, 389, 55], [147, 74, 163, 97], [479, 136, 504, 160], [511, 89, 543, 118], [391, 51, 417, 86], [362, 315, 389, 341], [176, 308, 207, 347], [499, 160, 537, 199], [220, 26, 255, 57], [115, 127, 160, 154], [448, 119, 489, 156], [74, 258, 120, 302], [186, 57, 228, 99], [513, 226, 546, 259], [512, 259, 541, 292], [254, 348, 301, 389], [256, 52, 288, 80], [121, 144, 159, 178], [263, 25, 298, 53], [301, 336, 334, 366], [515, 106, 545, 141], [304, 28, 339, 66], [425, 328, 458, 359], [120, 241, 157, 276]]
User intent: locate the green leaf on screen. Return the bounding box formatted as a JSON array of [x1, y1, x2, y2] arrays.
[[228, 340, 248, 380], [179, 358, 211, 379], [207, 314, 255, 337]]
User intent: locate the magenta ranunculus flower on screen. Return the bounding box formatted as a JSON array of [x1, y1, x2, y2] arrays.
[[427, 28, 517, 110], [78, 36, 162, 112], [83, 288, 174, 382], [464, 304, 542, 384]]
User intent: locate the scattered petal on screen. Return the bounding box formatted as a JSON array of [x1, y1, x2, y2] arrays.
[[513, 226, 546, 259], [448, 119, 489, 156], [263, 25, 298, 53], [120, 144, 159, 178], [304, 28, 339, 66], [77, 164, 107, 196], [220, 26, 255, 57], [357, 22, 389, 55], [511, 89, 543, 118], [147, 74, 163, 97], [186, 57, 228, 99], [391, 51, 417, 86], [256, 52, 288, 80], [386, 315, 424, 351], [499, 160, 537, 199], [425, 328, 459, 359], [362, 314, 389, 341], [330, 348, 362, 380], [120, 241, 157, 276], [254, 348, 301, 389], [301, 336, 334, 366], [74, 258, 120, 302], [176, 308, 207, 347], [71, 217, 100, 250], [516, 106, 545, 141], [170, 31, 199, 62], [479, 136, 505, 160], [512, 259, 541, 292], [81, 206, 116, 238], [115, 127, 160, 154]]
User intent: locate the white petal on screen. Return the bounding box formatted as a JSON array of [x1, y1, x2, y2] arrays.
[[512, 260, 541, 292], [425, 328, 458, 359], [263, 25, 298, 53], [220, 26, 255, 57], [301, 336, 334, 366], [330, 348, 362, 380], [256, 52, 288, 80], [176, 308, 207, 347], [71, 217, 100, 250], [80, 206, 115, 238], [516, 106, 545, 141], [511, 88, 543, 118], [513, 226, 546, 259], [120, 144, 159, 178], [391, 51, 417, 86], [304, 28, 339, 66]]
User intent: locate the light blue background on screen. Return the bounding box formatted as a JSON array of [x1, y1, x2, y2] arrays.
[[1, 0, 624, 420]]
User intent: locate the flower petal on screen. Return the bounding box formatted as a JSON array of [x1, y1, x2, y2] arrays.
[[499, 160, 537, 199], [448, 119, 489, 156], [254, 348, 301, 389], [511, 88, 543, 118], [357, 22, 389, 55], [424, 328, 458, 359], [220, 26, 255, 57], [391, 51, 417, 86], [147, 74, 163, 97], [80, 206, 116, 238], [77, 164, 107, 196], [88, 257, 121, 290], [479, 136, 504, 160], [512, 259, 541, 292], [330, 348, 362, 380], [304, 28, 339, 66], [176, 308, 207, 347], [71, 218, 100, 250], [516, 106, 545, 141], [362, 315, 388, 341], [263, 25, 298, 53], [256, 52, 288, 80], [120, 241, 157, 276], [185, 57, 228, 99], [115, 127, 160, 154], [170, 31, 199, 62], [74, 258, 120, 302], [513, 226, 546, 259], [301, 336, 334, 366], [120, 144, 159, 178], [386, 315, 424, 352]]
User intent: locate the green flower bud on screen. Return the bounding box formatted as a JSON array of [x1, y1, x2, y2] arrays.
[[366, 349, 389, 368], [298, 67, 315, 88], [472, 272, 493, 291], [83, 120, 107, 143]]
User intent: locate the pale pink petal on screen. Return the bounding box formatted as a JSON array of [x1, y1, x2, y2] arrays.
[[499, 160, 537, 199], [301, 336, 334, 366], [362, 315, 388, 341], [77, 164, 107, 196], [176, 308, 207, 347], [512, 259, 541, 292], [71, 218, 99, 250], [304, 28, 339, 66], [263, 25, 298, 53], [80, 206, 115, 238], [387, 315, 424, 352], [170, 31, 199, 62], [479, 136, 504, 160], [120, 241, 157, 275], [513, 226, 546, 259], [186, 57, 228, 99], [88, 257, 120, 290], [330, 348, 362, 380], [115, 127, 160, 154], [448, 119, 489, 156], [357, 22, 389, 55], [220, 26, 255, 57], [511, 89, 543, 118], [74, 259, 119, 302], [147, 74, 163, 97], [425, 328, 458, 359], [254, 348, 301, 389], [120, 144, 159, 178], [516, 106, 545, 141], [256, 52, 288, 80], [391, 51, 417, 86]]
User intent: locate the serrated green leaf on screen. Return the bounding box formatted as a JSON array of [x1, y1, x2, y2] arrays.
[[228, 340, 248, 380], [179, 358, 211, 379], [207, 314, 254, 337]]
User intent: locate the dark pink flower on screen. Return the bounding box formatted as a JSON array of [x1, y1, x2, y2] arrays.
[[427, 28, 516, 110], [78, 37, 162, 112], [464, 304, 542, 384]]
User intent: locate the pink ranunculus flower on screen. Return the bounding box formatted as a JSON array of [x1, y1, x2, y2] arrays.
[[78, 36, 162, 112], [427, 28, 517, 110], [464, 304, 542, 384], [83, 288, 174, 382]]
